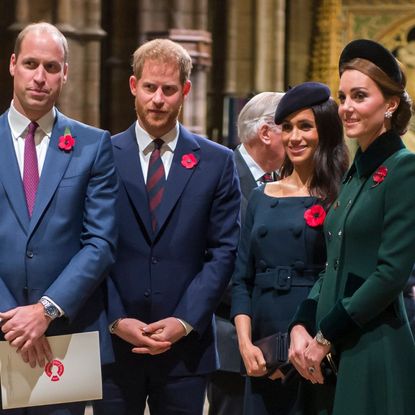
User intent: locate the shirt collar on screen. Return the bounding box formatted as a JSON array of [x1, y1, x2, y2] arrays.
[[239, 143, 267, 181], [135, 120, 179, 154], [8, 101, 56, 140], [344, 129, 405, 182]]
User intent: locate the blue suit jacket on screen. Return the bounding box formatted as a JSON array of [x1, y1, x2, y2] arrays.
[[108, 123, 241, 376], [0, 110, 118, 364]]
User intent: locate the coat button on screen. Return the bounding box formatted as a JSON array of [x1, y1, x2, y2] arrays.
[[338, 230, 342, 237], [334, 259, 339, 270], [26, 251, 34, 258], [327, 231, 332, 241], [151, 257, 158, 264], [144, 289, 151, 297]]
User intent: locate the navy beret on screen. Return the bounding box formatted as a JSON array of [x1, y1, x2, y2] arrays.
[[274, 82, 331, 124], [339, 39, 402, 85]]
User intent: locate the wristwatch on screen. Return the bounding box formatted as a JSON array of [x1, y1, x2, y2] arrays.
[[315, 330, 331, 347], [39, 298, 60, 320]]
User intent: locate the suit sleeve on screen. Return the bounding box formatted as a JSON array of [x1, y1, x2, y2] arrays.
[[172, 150, 241, 334], [43, 131, 118, 321], [0, 278, 18, 311], [230, 190, 258, 320]]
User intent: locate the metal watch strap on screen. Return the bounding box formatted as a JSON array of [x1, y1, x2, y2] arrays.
[[39, 298, 60, 320], [316, 330, 331, 346]]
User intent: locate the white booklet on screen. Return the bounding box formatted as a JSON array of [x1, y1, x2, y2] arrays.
[[0, 331, 102, 409]]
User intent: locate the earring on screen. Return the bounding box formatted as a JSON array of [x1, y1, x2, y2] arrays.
[[385, 110, 393, 119]]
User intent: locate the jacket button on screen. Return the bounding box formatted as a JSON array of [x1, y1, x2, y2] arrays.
[[334, 259, 339, 270], [151, 257, 158, 264], [26, 251, 34, 258], [327, 231, 332, 241], [338, 230, 342, 237], [144, 289, 151, 297]]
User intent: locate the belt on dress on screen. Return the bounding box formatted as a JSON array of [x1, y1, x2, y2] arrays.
[[254, 265, 323, 291]]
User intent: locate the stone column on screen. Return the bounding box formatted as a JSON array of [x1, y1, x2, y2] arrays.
[[254, 0, 285, 92]]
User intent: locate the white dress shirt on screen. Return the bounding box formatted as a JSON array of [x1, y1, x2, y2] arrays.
[[135, 120, 179, 182], [8, 102, 64, 316], [8, 101, 55, 178]]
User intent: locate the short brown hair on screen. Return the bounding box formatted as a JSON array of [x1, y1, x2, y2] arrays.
[[14, 22, 68, 63], [132, 38, 192, 85]]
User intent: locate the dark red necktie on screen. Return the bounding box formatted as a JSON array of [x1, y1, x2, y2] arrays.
[[261, 172, 274, 183], [146, 138, 165, 231], [23, 121, 39, 216]]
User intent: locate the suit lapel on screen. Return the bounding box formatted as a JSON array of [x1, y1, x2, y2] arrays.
[[0, 112, 30, 231], [234, 146, 257, 199], [155, 126, 200, 235], [29, 112, 73, 236], [113, 124, 153, 238]]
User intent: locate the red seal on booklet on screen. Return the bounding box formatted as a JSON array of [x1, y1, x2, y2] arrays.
[[45, 359, 65, 382]]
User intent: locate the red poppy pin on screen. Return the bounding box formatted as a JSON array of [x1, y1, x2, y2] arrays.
[[181, 153, 198, 169], [371, 165, 388, 188], [58, 127, 75, 152], [304, 205, 326, 227]]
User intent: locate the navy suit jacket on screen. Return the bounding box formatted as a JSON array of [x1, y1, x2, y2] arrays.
[[0, 110, 118, 364], [108, 123, 241, 376], [234, 146, 257, 224]]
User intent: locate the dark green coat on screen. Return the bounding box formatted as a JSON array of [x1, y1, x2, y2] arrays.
[[295, 131, 415, 415]]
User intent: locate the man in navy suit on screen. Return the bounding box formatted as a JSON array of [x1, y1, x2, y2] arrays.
[[0, 23, 117, 415], [94, 39, 240, 415], [207, 92, 285, 415]]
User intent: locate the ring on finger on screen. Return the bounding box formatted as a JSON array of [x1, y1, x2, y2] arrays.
[[308, 366, 315, 374]]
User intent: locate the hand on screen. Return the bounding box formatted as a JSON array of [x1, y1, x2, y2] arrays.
[[303, 338, 331, 385], [141, 317, 186, 345], [19, 335, 53, 368], [288, 325, 313, 381], [114, 318, 171, 355], [0, 304, 51, 352], [239, 339, 267, 377]]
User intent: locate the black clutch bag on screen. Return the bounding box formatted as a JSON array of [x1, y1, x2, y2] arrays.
[[241, 332, 289, 376]]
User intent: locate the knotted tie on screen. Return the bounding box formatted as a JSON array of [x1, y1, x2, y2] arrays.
[[261, 172, 275, 183], [23, 121, 39, 216], [146, 138, 165, 231]]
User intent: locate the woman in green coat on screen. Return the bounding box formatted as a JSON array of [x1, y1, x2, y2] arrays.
[[289, 39, 415, 415]]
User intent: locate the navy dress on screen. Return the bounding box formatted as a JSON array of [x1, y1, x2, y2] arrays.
[[231, 187, 326, 415]]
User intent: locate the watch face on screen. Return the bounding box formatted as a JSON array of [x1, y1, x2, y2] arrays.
[[46, 305, 59, 318], [41, 300, 59, 319]]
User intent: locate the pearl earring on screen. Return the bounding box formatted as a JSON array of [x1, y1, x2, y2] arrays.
[[385, 110, 393, 119]]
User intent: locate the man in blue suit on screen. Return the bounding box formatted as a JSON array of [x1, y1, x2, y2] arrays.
[[0, 23, 117, 415], [94, 39, 240, 415]]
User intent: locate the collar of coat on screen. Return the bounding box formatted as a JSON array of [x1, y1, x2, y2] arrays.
[[343, 129, 405, 182]]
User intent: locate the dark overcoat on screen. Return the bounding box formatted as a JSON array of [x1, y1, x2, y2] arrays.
[[295, 131, 415, 415]]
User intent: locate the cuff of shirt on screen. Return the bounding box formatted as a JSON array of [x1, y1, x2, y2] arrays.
[[176, 318, 193, 336], [41, 296, 64, 317]]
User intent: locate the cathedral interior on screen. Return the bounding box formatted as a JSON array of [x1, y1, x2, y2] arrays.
[[1, 0, 414, 151]]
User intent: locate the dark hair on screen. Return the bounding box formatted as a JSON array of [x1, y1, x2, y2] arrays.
[[340, 58, 412, 135], [280, 98, 349, 209]]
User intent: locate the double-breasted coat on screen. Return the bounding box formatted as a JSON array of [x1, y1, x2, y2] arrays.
[[294, 131, 415, 415]]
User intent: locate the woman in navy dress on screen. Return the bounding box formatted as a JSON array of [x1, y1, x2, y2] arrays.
[[231, 82, 349, 415]]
